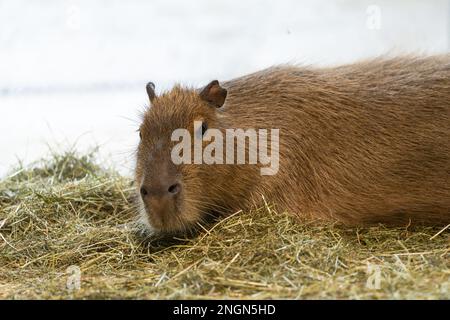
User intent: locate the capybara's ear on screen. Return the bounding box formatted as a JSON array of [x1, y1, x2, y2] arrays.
[[200, 80, 227, 108], [146, 82, 156, 102]]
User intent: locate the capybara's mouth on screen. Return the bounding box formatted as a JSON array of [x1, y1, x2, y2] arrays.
[[139, 202, 222, 238], [137, 204, 189, 236]]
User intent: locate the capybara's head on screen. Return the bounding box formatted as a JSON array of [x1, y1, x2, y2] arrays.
[[135, 81, 230, 235]]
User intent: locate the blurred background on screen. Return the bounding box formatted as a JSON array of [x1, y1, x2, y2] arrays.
[[0, 0, 449, 177]]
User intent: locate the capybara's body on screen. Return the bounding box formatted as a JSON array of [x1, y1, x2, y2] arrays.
[[136, 55, 450, 234]]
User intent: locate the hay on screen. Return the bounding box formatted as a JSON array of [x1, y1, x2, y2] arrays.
[[0, 150, 449, 299]]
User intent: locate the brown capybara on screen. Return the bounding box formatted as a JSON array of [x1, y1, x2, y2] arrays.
[[135, 55, 450, 235]]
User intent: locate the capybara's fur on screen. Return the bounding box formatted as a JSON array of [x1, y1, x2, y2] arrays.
[[136, 55, 450, 234]]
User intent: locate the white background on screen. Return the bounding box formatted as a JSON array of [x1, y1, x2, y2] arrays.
[[0, 0, 449, 177]]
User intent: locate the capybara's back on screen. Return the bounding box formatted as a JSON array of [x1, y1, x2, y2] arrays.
[[223, 55, 450, 226]]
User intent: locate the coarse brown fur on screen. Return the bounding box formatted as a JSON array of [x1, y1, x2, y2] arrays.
[[135, 55, 450, 234]]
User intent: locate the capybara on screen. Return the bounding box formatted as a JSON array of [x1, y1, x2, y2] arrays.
[[135, 55, 450, 234]]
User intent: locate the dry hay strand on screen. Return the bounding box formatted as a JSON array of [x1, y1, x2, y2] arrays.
[[0, 150, 449, 299]]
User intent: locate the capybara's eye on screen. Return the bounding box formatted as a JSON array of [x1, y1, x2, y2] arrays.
[[201, 122, 208, 136], [139, 130, 142, 140]]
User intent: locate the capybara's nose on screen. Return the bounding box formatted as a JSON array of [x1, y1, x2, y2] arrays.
[[140, 181, 182, 225], [140, 181, 181, 201]]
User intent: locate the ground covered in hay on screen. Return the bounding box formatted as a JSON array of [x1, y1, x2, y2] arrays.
[[0, 151, 448, 299]]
